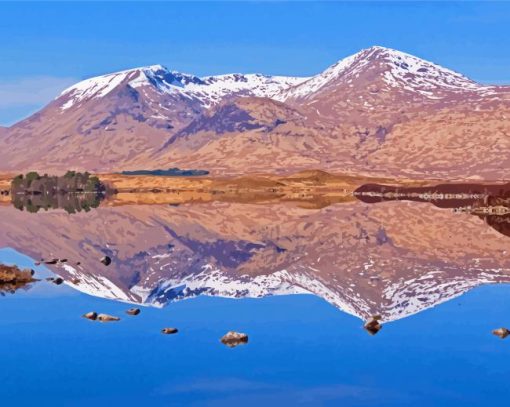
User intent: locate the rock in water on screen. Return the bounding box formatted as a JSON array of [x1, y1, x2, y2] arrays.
[[0, 265, 32, 283], [364, 315, 383, 335], [100, 256, 112, 266], [97, 313, 120, 322], [492, 328, 510, 339], [220, 331, 249, 347], [126, 308, 140, 316], [83, 312, 98, 321], [161, 328, 178, 334]]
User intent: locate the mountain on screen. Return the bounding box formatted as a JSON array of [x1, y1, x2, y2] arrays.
[[1, 46, 509, 178], [0, 65, 306, 172], [1, 198, 510, 322]]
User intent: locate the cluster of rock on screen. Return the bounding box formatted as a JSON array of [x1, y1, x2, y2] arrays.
[[0, 264, 36, 294], [83, 312, 120, 322], [81, 308, 248, 345]]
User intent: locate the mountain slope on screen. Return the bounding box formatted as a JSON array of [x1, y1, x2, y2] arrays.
[[1, 46, 509, 179], [0, 65, 307, 172], [152, 46, 510, 177]]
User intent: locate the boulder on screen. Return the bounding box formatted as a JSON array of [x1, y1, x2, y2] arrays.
[[82, 312, 98, 321], [220, 331, 249, 347], [492, 327, 510, 339], [161, 327, 178, 334], [364, 316, 383, 335], [97, 313, 120, 322], [100, 256, 111, 266]]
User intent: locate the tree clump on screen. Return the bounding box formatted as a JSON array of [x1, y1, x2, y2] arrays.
[[10, 171, 106, 214]]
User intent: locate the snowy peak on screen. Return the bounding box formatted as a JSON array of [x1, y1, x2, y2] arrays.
[[55, 46, 495, 112], [58, 64, 201, 110], [281, 45, 491, 100], [191, 73, 308, 107], [57, 64, 308, 111], [363, 45, 482, 92]]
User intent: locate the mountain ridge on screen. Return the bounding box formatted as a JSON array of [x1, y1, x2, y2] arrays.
[[1, 46, 509, 179]]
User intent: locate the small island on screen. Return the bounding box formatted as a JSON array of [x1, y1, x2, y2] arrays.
[[10, 171, 106, 214], [121, 168, 209, 177]]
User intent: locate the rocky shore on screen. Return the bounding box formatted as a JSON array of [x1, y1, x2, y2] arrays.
[[0, 264, 36, 293]]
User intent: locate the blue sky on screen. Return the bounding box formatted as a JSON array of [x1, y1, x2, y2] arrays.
[[0, 1, 509, 125]]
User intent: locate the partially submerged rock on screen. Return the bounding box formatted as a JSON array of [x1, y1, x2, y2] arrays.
[[83, 311, 98, 321], [0, 264, 36, 293], [220, 331, 249, 347], [364, 315, 383, 335], [46, 276, 64, 285], [0, 265, 34, 282], [492, 327, 510, 339], [161, 327, 178, 334], [100, 256, 111, 266], [126, 308, 140, 316], [97, 313, 120, 322]]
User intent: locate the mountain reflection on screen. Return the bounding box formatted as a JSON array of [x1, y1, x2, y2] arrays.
[[355, 182, 510, 238], [1, 191, 510, 323]]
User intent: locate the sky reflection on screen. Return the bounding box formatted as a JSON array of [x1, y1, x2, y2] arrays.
[[1, 250, 510, 406]]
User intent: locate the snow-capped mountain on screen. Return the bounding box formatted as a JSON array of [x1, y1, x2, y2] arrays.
[[58, 64, 308, 111], [54, 260, 510, 323], [281, 46, 496, 101], [0, 46, 509, 178], [2, 198, 510, 323], [56, 46, 494, 112]]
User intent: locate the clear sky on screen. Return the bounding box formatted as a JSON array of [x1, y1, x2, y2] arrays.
[[1, 1, 509, 125]]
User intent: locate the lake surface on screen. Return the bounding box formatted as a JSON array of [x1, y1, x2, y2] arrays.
[[1, 189, 510, 406]]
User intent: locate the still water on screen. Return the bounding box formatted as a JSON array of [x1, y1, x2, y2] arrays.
[[1, 189, 510, 406]]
